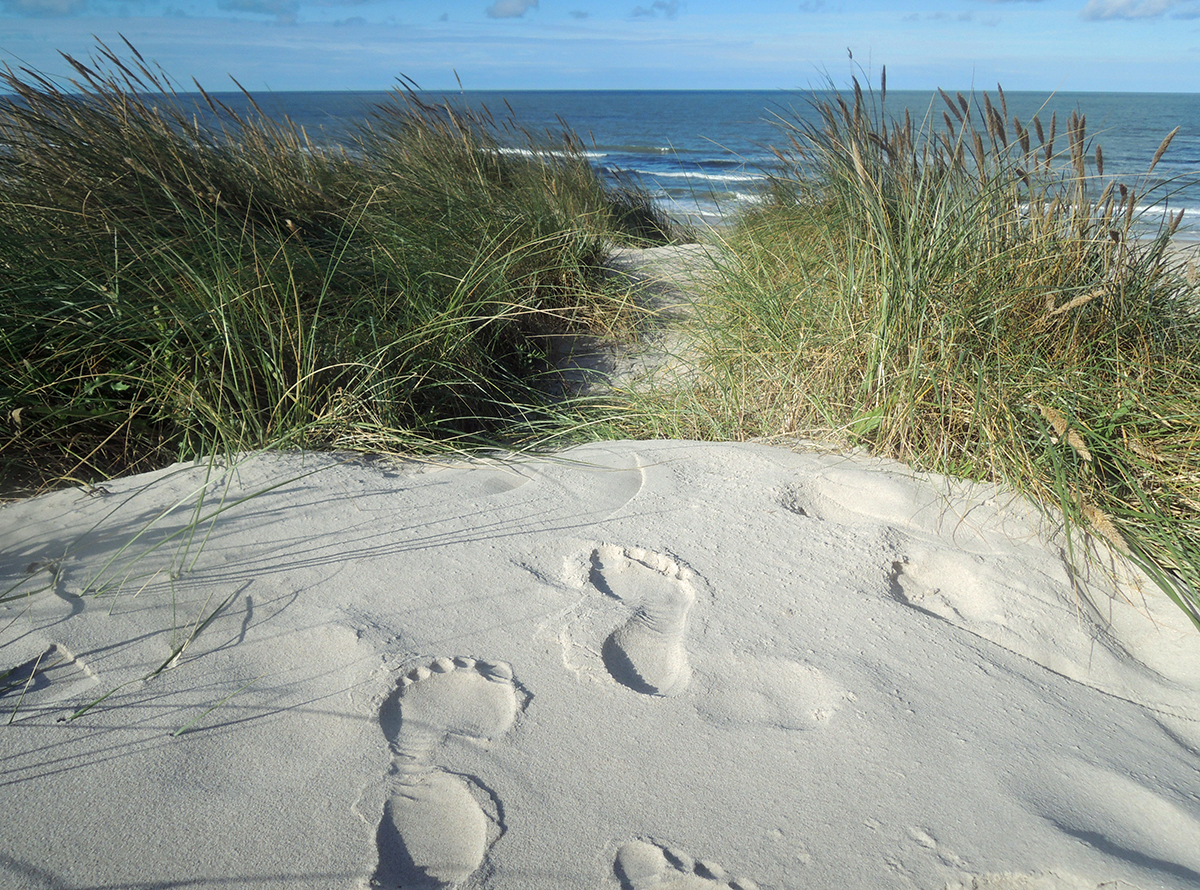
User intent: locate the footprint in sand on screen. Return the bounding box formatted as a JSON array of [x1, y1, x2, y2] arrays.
[[559, 545, 852, 726], [579, 544, 697, 697], [694, 654, 852, 731], [615, 839, 760, 890], [373, 656, 521, 889]]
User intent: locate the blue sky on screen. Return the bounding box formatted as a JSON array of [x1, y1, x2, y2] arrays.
[[3, 0, 1200, 92]]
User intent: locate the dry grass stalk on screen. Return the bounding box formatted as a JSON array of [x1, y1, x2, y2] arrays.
[[1068, 112, 1086, 179], [1067, 430, 1093, 463], [1016, 119, 1031, 157], [939, 88, 963, 123], [851, 140, 868, 186], [1148, 126, 1179, 175], [992, 105, 1008, 147], [1046, 287, 1104, 318], [1037, 403, 1093, 462], [1043, 112, 1057, 171], [1082, 501, 1130, 554], [1168, 208, 1185, 236], [1128, 439, 1162, 463], [983, 94, 997, 141]]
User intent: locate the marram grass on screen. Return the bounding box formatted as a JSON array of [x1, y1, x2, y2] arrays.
[[0, 41, 681, 725], [0, 41, 679, 494], [606, 73, 1200, 626]]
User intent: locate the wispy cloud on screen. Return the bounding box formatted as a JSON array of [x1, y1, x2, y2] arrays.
[[911, 8, 996, 24], [486, 0, 538, 18], [219, 0, 299, 22], [1, 0, 87, 16], [569, 9, 588, 18], [631, 0, 680, 19], [1080, 0, 1182, 19]]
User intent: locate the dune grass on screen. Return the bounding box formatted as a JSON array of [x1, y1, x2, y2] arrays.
[[0, 42, 688, 725], [605, 75, 1200, 625], [3, 50, 1199, 726], [0, 41, 678, 495]]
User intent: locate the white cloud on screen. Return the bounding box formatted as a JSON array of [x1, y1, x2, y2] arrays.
[[486, 0, 537, 18], [1, 0, 87, 16], [219, 0, 299, 22], [1080, 0, 1180, 19], [631, 0, 680, 18]]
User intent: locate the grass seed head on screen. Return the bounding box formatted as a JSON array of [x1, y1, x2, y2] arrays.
[[1083, 502, 1130, 554], [1149, 126, 1179, 175]]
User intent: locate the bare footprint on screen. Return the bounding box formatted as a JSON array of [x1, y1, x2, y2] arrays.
[[374, 656, 520, 889], [695, 654, 852, 731], [615, 839, 759, 890], [584, 544, 697, 697]]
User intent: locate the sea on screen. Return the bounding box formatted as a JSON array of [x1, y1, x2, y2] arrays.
[[192, 89, 1200, 237]]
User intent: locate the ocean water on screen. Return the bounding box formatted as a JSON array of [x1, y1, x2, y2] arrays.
[[188, 89, 1200, 234]]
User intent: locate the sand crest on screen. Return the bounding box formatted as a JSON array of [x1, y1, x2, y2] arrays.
[[2, 440, 1199, 889]]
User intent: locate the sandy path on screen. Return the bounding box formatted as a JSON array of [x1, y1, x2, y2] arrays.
[[549, 241, 721, 396]]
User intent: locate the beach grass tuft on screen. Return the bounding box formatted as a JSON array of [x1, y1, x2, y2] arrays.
[[0, 43, 689, 723], [3, 46, 1199, 655], [605, 74, 1200, 624], [0, 41, 679, 494]]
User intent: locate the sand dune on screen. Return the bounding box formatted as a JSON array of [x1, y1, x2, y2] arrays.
[[3, 440, 1199, 889]]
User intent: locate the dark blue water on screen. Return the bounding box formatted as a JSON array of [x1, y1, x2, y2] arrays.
[[183, 89, 1200, 234]]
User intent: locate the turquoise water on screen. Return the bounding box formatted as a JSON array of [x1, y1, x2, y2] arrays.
[[185, 89, 1200, 233]]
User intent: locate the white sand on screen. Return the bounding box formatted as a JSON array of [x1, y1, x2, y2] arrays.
[[2, 440, 1199, 890]]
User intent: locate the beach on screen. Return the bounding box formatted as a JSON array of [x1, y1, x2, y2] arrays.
[[3, 440, 1200, 889], [4, 58, 1200, 890]]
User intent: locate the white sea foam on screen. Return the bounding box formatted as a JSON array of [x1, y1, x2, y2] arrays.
[[625, 168, 764, 185], [496, 146, 608, 160]]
